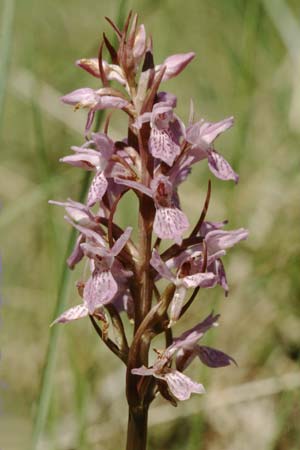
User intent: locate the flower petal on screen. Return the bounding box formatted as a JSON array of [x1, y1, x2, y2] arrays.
[[199, 220, 228, 236], [197, 345, 236, 368], [205, 228, 249, 255], [114, 177, 153, 197], [61, 88, 100, 108], [187, 116, 234, 146], [150, 249, 175, 282], [60, 152, 99, 170], [163, 370, 205, 401], [87, 171, 108, 206], [158, 52, 196, 81], [175, 348, 197, 372], [214, 258, 229, 295], [133, 24, 146, 62], [182, 272, 216, 289], [131, 365, 155, 377], [49, 199, 93, 224], [110, 227, 133, 257], [169, 285, 187, 326], [149, 127, 181, 166], [51, 304, 89, 325], [157, 91, 177, 108], [172, 312, 220, 350], [91, 132, 114, 159], [67, 234, 85, 269], [95, 94, 129, 111], [207, 150, 239, 183], [64, 216, 106, 247], [154, 207, 189, 244], [83, 270, 118, 313]]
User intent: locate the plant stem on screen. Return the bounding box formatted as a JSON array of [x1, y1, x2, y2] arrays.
[[135, 129, 154, 330], [126, 405, 149, 450]]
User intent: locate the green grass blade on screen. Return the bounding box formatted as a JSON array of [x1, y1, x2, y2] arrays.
[[0, 0, 15, 135]]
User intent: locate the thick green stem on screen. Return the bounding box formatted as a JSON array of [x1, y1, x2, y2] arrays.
[[126, 405, 149, 450]]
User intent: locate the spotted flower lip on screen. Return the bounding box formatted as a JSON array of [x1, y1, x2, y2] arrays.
[[54, 221, 133, 316], [80, 225, 133, 313], [115, 173, 189, 244], [134, 102, 185, 166]]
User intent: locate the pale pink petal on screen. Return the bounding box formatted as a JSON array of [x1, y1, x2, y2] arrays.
[[172, 312, 220, 350], [101, 62, 127, 85], [133, 112, 152, 129], [131, 365, 155, 377], [207, 150, 239, 183], [91, 132, 114, 159], [80, 242, 109, 259], [83, 270, 118, 313], [154, 207, 189, 243], [182, 272, 216, 289], [61, 88, 99, 107], [201, 117, 234, 144], [157, 91, 177, 108], [207, 250, 226, 266], [95, 95, 129, 111], [110, 227, 133, 256], [163, 370, 205, 400], [112, 290, 134, 320], [150, 127, 180, 167], [205, 228, 248, 255], [51, 304, 89, 325], [133, 24, 146, 61], [67, 234, 84, 269], [87, 171, 108, 206], [169, 285, 187, 326], [64, 216, 106, 247], [49, 199, 93, 224], [187, 117, 234, 146], [159, 52, 196, 81], [150, 249, 175, 282], [199, 220, 228, 236], [114, 177, 153, 197], [60, 153, 99, 170]]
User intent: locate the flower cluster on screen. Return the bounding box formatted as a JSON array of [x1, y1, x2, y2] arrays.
[[50, 13, 248, 407]]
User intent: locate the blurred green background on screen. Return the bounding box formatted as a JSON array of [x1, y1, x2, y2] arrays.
[[1, 0, 300, 449]]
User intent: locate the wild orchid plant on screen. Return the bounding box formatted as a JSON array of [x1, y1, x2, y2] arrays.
[[50, 12, 248, 450]]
